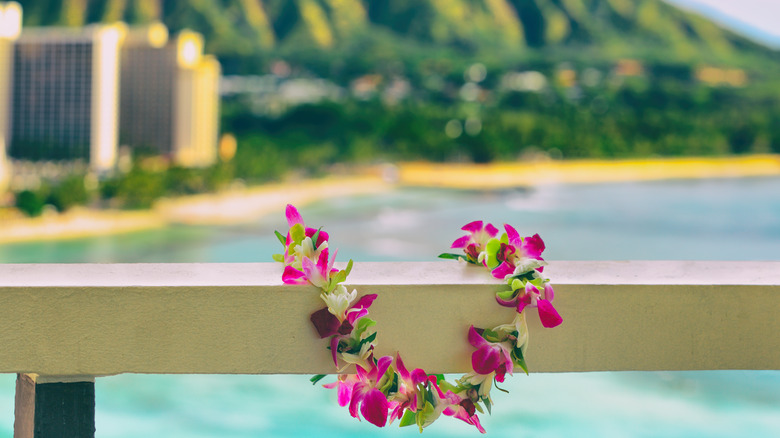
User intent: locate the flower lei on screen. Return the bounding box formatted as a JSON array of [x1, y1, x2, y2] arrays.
[[274, 205, 563, 433]]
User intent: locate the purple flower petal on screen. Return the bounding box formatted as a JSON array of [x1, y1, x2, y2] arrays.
[[467, 326, 487, 348], [305, 227, 330, 247], [346, 294, 378, 324], [310, 307, 341, 338], [337, 320, 354, 336], [451, 235, 471, 249], [327, 248, 338, 273], [544, 283, 554, 302], [356, 364, 368, 380], [465, 244, 481, 260], [282, 266, 307, 284], [504, 224, 520, 245], [491, 261, 515, 280], [485, 223, 499, 237], [285, 204, 304, 227], [361, 388, 390, 427], [523, 233, 545, 259], [411, 368, 428, 386], [317, 230, 329, 246], [336, 381, 352, 407], [376, 355, 393, 378], [349, 382, 366, 419], [460, 399, 476, 417], [516, 294, 532, 314], [472, 345, 500, 374], [495, 293, 517, 308], [346, 308, 368, 325], [395, 354, 411, 381], [330, 336, 340, 366], [301, 257, 323, 286], [537, 299, 563, 328], [462, 220, 483, 233]]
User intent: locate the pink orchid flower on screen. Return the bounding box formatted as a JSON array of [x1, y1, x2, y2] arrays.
[[496, 281, 562, 328], [504, 224, 545, 260], [488, 242, 518, 279], [388, 354, 428, 423], [350, 355, 394, 427], [451, 221, 499, 262], [428, 376, 486, 433], [311, 293, 377, 339], [285, 204, 329, 247], [487, 225, 546, 279], [282, 265, 308, 284], [468, 326, 514, 382], [302, 248, 338, 289], [323, 374, 360, 408], [310, 293, 378, 366]]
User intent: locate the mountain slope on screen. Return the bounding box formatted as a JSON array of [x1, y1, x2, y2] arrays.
[[13, 0, 778, 66]]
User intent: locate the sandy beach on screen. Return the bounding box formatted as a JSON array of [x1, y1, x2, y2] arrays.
[[0, 175, 392, 244], [397, 154, 780, 189], [2, 155, 779, 244]]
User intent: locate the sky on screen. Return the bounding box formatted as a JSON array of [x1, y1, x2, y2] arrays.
[[664, 0, 780, 49]]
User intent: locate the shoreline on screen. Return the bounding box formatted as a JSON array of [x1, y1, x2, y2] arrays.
[[0, 174, 392, 244], [397, 154, 780, 189], [1, 155, 779, 244]]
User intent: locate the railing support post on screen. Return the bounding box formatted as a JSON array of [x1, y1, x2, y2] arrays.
[[14, 374, 95, 438]]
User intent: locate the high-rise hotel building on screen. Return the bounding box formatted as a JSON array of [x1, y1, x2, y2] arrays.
[[10, 23, 123, 171], [0, 1, 21, 191], [0, 2, 220, 181], [121, 27, 220, 167]]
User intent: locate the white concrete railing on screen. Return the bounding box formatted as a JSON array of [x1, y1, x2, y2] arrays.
[[1, 261, 779, 376]]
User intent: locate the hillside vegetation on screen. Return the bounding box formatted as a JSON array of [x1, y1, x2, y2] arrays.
[[16, 0, 779, 72]]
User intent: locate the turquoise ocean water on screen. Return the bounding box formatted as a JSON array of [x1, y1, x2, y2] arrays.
[[1, 177, 779, 437]]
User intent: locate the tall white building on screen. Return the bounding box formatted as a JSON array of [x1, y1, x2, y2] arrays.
[[9, 23, 124, 172], [120, 27, 220, 167], [1, 3, 220, 185], [0, 1, 22, 191]]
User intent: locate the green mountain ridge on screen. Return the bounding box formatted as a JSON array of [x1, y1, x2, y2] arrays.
[[14, 0, 779, 71]]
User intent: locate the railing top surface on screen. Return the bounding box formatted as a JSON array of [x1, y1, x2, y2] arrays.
[[0, 261, 778, 376], [1, 260, 779, 287]]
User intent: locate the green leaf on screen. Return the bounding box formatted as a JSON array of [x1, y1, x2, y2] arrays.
[[437, 253, 464, 261], [309, 374, 326, 385], [416, 401, 436, 432], [289, 224, 305, 246], [496, 289, 516, 302], [510, 271, 536, 283], [345, 259, 354, 276], [354, 318, 376, 337], [485, 238, 501, 269], [433, 374, 446, 385], [399, 409, 417, 427], [271, 253, 284, 263], [358, 331, 377, 348], [482, 328, 500, 342], [379, 366, 397, 393], [482, 396, 492, 415], [274, 230, 287, 246], [311, 227, 322, 249], [512, 346, 529, 375], [333, 269, 347, 285], [474, 402, 485, 414]]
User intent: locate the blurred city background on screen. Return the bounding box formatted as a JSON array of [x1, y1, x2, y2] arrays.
[[0, 0, 779, 436]]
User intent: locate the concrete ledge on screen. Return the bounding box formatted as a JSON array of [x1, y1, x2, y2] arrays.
[[0, 261, 778, 376]]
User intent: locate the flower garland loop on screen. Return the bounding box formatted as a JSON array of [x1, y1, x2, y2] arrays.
[[274, 205, 563, 433]]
